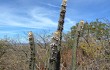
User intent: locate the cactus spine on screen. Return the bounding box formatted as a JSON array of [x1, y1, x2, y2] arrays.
[[28, 31, 36, 70], [49, 0, 67, 70]]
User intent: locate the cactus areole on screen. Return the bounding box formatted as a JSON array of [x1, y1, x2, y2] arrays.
[[49, 0, 67, 70]]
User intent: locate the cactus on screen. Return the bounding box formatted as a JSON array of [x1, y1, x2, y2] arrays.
[[57, 0, 67, 50], [28, 31, 36, 70], [72, 21, 84, 70], [49, 0, 67, 70]]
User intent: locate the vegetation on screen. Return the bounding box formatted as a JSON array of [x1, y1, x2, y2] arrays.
[[0, 0, 110, 70], [0, 19, 109, 70], [70, 19, 110, 70]]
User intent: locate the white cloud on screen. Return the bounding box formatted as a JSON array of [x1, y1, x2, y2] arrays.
[[29, 7, 58, 28], [47, 4, 60, 8], [0, 5, 76, 35], [64, 18, 76, 31], [0, 6, 58, 29], [65, 18, 76, 24]]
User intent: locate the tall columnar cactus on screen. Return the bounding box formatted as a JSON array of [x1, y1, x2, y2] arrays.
[[57, 0, 67, 43], [28, 31, 36, 70], [72, 21, 84, 70], [49, 0, 67, 70]]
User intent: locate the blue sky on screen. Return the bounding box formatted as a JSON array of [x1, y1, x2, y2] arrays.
[[0, 0, 110, 40]]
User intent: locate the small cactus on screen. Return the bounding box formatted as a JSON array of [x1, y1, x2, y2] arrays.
[[72, 21, 84, 70], [28, 31, 36, 70]]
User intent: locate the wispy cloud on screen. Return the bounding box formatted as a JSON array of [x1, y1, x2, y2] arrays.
[[0, 6, 58, 29], [64, 18, 76, 31], [0, 5, 60, 39], [47, 4, 60, 8], [0, 0, 110, 39]]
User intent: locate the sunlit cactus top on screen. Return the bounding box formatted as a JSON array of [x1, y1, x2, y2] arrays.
[[77, 20, 84, 31], [54, 30, 61, 38], [28, 31, 33, 37], [62, 0, 67, 6], [80, 20, 84, 25]]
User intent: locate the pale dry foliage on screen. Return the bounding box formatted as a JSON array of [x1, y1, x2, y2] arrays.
[[0, 45, 30, 70]]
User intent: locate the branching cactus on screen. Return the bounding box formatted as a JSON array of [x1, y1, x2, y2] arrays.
[[28, 31, 36, 70], [72, 21, 84, 70], [49, 0, 67, 70]]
